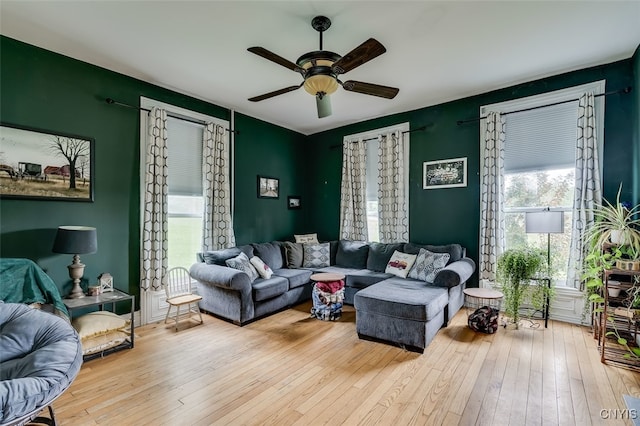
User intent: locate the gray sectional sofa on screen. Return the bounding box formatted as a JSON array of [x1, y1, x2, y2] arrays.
[[189, 240, 475, 352]]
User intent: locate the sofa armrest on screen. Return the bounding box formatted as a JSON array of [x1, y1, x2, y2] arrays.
[[433, 257, 476, 288], [189, 263, 252, 293]]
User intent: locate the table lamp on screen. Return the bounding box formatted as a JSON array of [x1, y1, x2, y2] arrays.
[[53, 226, 98, 299], [525, 208, 564, 276]]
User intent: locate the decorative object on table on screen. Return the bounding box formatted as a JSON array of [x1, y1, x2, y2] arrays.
[[525, 207, 564, 276], [257, 175, 279, 199], [0, 122, 94, 202], [99, 272, 114, 292], [423, 157, 467, 189], [52, 226, 98, 299], [496, 247, 547, 329], [87, 285, 101, 296], [287, 195, 301, 209]]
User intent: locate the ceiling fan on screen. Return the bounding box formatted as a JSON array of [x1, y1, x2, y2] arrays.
[[247, 15, 399, 119]]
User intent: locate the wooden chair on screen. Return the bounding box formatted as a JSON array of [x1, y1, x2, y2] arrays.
[[164, 267, 203, 330]]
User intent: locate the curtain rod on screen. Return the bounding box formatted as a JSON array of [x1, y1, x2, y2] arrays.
[[456, 86, 632, 126], [105, 98, 239, 134], [329, 126, 427, 150]]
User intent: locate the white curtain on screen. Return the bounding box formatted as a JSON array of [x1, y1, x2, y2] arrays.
[[202, 123, 236, 251], [377, 130, 408, 243], [141, 107, 168, 291], [339, 139, 368, 240], [479, 111, 506, 283], [568, 92, 602, 289]]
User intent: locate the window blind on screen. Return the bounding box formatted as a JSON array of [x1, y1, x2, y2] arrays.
[[167, 117, 203, 196], [504, 101, 577, 173]]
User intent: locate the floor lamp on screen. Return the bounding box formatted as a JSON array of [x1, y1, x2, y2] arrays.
[[525, 208, 564, 275]]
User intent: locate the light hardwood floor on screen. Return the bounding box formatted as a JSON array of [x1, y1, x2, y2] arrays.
[[55, 303, 640, 426]]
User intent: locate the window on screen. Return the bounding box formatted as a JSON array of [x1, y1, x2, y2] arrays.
[[345, 122, 409, 242], [481, 81, 605, 286]]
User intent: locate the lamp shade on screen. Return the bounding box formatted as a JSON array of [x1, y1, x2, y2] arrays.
[[525, 211, 564, 234], [52, 226, 98, 254]]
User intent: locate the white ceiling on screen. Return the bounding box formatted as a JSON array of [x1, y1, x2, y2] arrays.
[[1, 1, 639, 135]]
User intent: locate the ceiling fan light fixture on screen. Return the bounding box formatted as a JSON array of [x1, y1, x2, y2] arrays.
[[303, 73, 339, 96]]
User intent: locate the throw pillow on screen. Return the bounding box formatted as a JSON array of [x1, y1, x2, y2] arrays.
[[282, 242, 304, 268], [201, 247, 241, 266], [385, 250, 417, 279], [250, 256, 273, 279], [336, 240, 369, 269], [408, 248, 450, 282], [295, 233, 319, 244], [251, 242, 283, 270], [225, 252, 259, 282], [367, 242, 404, 272], [302, 242, 330, 268], [72, 311, 131, 340]]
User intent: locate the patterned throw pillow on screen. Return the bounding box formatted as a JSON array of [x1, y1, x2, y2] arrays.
[[225, 252, 259, 282], [302, 242, 330, 268], [295, 233, 319, 244], [384, 250, 417, 279], [250, 256, 273, 279], [408, 248, 450, 283]]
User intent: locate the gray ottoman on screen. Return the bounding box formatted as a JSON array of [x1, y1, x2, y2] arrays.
[[353, 278, 449, 353]]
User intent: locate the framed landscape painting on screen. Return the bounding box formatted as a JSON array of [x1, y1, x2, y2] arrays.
[[0, 123, 94, 201], [423, 157, 467, 189]]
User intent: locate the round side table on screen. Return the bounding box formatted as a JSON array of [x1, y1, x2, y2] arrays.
[[463, 287, 504, 313]]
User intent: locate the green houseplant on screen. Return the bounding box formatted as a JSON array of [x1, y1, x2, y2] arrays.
[[497, 247, 549, 329]]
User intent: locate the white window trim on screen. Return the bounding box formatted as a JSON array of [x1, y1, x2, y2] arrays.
[[479, 81, 605, 325], [138, 97, 231, 325]]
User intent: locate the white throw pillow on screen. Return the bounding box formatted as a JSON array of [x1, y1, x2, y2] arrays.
[[408, 248, 450, 282], [385, 250, 417, 279], [250, 256, 273, 279], [225, 252, 259, 282], [294, 233, 319, 244]]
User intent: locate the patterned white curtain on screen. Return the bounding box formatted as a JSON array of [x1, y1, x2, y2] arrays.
[[141, 107, 168, 291], [339, 139, 368, 240], [377, 130, 408, 242], [568, 92, 601, 289], [479, 111, 506, 283], [202, 123, 236, 250]]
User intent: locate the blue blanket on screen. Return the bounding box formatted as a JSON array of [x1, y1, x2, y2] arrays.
[[0, 258, 68, 318]]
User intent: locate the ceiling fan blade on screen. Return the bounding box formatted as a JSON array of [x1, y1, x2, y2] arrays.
[[316, 94, 332, 118], [332, 38, 386, 74], [247, 47, 301, 72], [248, 85, 302, 102], [342, 80, 399, 99]]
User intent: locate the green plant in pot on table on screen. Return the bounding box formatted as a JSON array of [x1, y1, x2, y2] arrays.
[[497, 247, 551, 329]]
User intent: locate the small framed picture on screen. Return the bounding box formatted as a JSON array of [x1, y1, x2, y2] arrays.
[[288, 196, 301, 209], [423, 157, 467, 189], [257, 175, 279, 199], [99, 273, 114, 292]]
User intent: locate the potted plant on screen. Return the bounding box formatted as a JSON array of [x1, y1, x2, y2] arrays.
[[497, 247, 549, 329]]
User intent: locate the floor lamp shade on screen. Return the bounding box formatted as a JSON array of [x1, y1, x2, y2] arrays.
[[525, 211, 564, 234], [53, 226, 97, 299]]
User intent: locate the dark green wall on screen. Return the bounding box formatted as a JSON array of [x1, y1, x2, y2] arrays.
[[633, 45, 640, 207], [0, 36, 305, 302], [307, 58, 637, 287]]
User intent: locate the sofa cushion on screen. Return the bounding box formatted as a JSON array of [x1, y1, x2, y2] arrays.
[[345, 269, 392, 290], [408, 249, 450, 283], [385, 251, 417, 279], [272, 268, 313, 290], [250, 256, 273, 279], [282, 242, 304, 268], [367, 242, 404, 272], [252, 242, 284, 270], [354, 278, 449, 322], [252, 276, 289, 302], [225, 252, 259, 282], [201, 245, 254, 265], [303, 243, 331, 268], [336, 240, 369, 269], [328, 240, 339, 265], [403, 243, 464, 264]]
